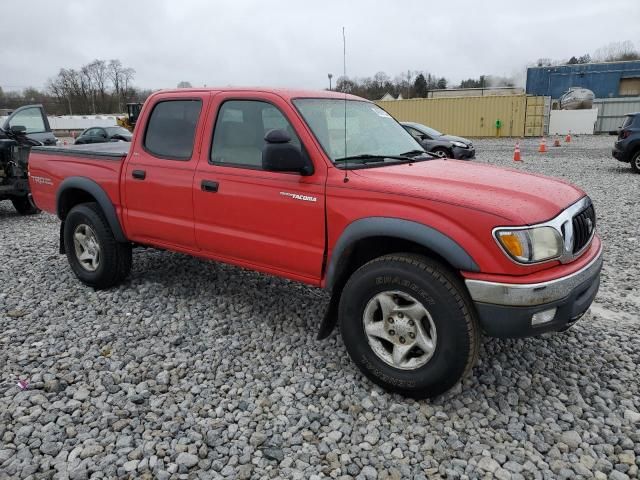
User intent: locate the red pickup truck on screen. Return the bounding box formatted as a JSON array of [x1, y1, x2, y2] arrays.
[[28, 88, 602, 398]]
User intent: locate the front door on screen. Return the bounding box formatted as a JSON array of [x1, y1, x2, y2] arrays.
[[123, 95, 206, 250], [193, 93, 326, 284]]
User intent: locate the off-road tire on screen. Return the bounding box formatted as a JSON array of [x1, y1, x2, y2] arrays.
[[64, 202, 132, 289], [339, 253, 480, 399], [11, 195, 40, 215], [631, 150, 640, 174]]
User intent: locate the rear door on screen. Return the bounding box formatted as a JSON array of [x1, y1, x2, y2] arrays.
[[193, 92, 327, 283], [122, 94, 207, 250]]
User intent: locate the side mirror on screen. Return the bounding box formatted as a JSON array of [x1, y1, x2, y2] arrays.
[[10, 125, 27, 135], [262, 129, 312, 175]]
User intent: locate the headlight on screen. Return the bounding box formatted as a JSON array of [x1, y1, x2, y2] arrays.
[[495, 226, 563, 263], [451, 141, 467, 148]]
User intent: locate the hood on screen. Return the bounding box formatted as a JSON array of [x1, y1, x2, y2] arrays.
[[438, 134, 472, 145], [352, 160, 584, 224]]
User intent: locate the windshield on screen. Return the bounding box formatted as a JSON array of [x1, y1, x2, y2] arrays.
[[415, 124, 442, 137], [293, 99, 423, 162], [106, 126, 130, 135]]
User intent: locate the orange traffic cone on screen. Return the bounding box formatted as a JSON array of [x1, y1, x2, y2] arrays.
[[565, 132, 571, 143], [538, 137, 547, 153], [513, 142, 522, 162], [63, 140, 68, 145], [553, 136, 561, 147]]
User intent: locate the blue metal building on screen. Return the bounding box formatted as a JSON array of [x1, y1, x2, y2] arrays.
[[526, 61, 640, 99]]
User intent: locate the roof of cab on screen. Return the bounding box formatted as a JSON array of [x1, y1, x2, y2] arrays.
[[151, 87, 367, 102]]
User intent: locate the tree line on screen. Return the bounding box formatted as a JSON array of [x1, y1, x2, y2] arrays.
[[2, 40, 638, 113], [0, 59, 152, 116], [535, 41, 640, 67], [334, 71, 451, 100]]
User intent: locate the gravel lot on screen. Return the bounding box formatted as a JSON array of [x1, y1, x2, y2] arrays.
[[1, 135, 639, 480]]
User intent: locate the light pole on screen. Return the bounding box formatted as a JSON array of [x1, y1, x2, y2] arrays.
[[328, 73, 333, 91]]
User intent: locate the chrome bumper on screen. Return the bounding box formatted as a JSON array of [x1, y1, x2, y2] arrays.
[[465, 246, 603, 307]]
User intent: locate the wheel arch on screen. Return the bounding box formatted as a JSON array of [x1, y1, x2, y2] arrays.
[[56, 177, 126, 243], [317, 217, 479, 339], [326, 217, 478, 291]]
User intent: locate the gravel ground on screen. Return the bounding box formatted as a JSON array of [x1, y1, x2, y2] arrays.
[[1, 135, 639, 480]]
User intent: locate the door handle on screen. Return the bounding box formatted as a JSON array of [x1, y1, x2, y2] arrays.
[[132, 169, 146, 180], [201, 180, 219, 192]]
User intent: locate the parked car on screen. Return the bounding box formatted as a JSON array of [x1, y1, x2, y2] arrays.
[[75, 126, 132, 145], [1, 104, 57, 146], [612, 112, 640, 173], [28, 88, 601, 399], [401, 121, 475, 159]]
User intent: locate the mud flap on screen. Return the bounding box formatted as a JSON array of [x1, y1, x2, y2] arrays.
[[59, 222, 65, 254], [317, 290, 341, 340]]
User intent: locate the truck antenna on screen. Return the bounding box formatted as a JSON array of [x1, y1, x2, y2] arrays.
[[342, 26, 349, 183]]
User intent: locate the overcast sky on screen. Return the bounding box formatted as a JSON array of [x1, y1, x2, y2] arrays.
[[2, 0, 639, 92]]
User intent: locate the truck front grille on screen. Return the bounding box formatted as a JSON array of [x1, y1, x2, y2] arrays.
[[572, 203, 596, 254]]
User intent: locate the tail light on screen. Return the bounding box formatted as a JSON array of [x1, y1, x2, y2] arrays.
[[620, 130, 631, 139]]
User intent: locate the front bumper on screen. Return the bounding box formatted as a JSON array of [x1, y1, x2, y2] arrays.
[[465, 246, 603, 338], [452, 146, 475, 160]]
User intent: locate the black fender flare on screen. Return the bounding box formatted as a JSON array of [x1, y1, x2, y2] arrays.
[[318, 217, 479, 339], [325, 217, 479, 291], [56, 176, 127, 243]]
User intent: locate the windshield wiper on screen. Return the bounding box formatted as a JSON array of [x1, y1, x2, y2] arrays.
[[400, 149, 438, 158], [334, 154, 414, 164]]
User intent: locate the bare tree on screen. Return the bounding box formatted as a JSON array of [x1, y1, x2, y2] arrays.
[[177, 81, 193, 88], [45, 59, 137, 115], [593, 41, 640, 62]]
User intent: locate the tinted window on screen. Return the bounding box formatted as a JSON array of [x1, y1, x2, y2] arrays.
[[106, 126, 130, 135], [405, 126, 424, 141], [622, 115, 634, 128], [9, 107, 46, 134], [144, 100, 202, 160], [211, 100, 300, 169]]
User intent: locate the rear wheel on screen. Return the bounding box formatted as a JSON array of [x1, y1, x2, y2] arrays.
[[64, 202, 132, 289], [12, 195, 40, 215], [631, 150, 640, 173], [339, 254, 480, 399]]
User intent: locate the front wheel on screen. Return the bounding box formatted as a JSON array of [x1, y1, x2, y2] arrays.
[[12, 195, 40, 215], [63, 202, 132, 289], [431, 148, 451, 159], [339, 254, 480, 398], [631, 150, 640, 173]]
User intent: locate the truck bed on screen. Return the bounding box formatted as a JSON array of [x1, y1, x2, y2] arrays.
[[29, 142, 128, 215], [31, 141, 130, 160]]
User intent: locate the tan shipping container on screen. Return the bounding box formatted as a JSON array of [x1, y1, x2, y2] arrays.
[[377, 95, 547, 137]]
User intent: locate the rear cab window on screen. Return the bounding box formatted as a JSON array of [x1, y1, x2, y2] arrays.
[[144, 100, 202, 160]]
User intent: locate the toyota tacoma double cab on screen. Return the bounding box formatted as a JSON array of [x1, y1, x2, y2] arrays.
[[28, 88, 602, 398]]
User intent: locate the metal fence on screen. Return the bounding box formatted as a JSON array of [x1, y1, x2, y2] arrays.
[[377, 95, 548, 137], [593, 98, 640, 133]]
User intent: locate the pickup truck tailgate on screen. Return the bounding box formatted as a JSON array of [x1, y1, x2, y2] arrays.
[[29, 142, 129, 215]]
